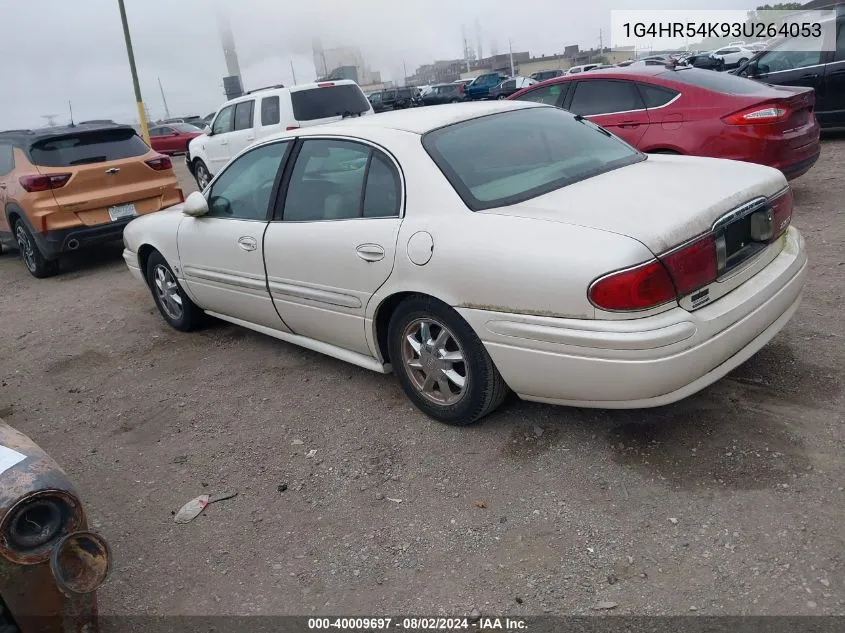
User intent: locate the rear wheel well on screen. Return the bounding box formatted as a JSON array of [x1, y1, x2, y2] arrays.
[[646, 148, 681, 155], [374, 292, 426, 363]]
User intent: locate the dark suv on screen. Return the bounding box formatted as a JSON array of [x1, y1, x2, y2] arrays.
[[734, 10, 845, 130], [368, 88, 417, 112], [530, 69, 564, 82], [420, 83, 466, 105]]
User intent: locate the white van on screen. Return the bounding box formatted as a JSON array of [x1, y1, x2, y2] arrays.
[[187, 80, 374, 189]]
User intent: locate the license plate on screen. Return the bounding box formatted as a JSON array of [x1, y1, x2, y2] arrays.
[[108, 203, 137, 221]]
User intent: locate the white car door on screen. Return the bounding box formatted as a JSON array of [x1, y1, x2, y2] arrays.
[[178, 140, 292, 330], [206, 104, 236, 175], [263, 137, 403, 356], [227, 99, 258, 158]]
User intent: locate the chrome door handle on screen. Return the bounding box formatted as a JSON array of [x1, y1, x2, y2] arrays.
[[220, 140, 229, 146], [356, 243, 385, 262], [238, 236, 257, 251], [246, 136, 255, 141]]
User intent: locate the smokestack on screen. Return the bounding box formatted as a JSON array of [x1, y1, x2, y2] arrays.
[[217, 13, 242, 77], [475, 18, 483, 62]]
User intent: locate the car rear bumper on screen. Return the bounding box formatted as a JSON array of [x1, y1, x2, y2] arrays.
[[457, 227, 806, 408], [35, 218, 135, 258], [778, 148, 820, 180]]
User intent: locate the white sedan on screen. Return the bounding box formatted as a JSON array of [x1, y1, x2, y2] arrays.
[[123, 101, 807, 425]]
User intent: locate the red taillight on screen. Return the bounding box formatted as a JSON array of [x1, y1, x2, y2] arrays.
[[660, 235, 718, 296], [19, 173, 71, 192], [145, 155, 172, 171], [317, 82, 335, 87], [769, 187, 793, 239], [723, 103, 790, 125], [590, 235, 718, 312], [286, 125, 299, 131], [589, 260, 677, 311]]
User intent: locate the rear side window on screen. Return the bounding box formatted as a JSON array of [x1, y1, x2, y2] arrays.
[[29, 129, 149, 167], [291, 84, 370, 121], [234, 101, 255, 131], [569, 80, 645, 115], [363, 153, 401, 218], [261, 96, 280, 126], [666, 68, 767, 94], [0, 144, 14, 175], [837, 22, 845, 61], [423, 107, 643, 211], [637, 83, 680, 108]]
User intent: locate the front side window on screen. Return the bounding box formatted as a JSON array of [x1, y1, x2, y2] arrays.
[[569, 80, 645, 115], [513, 83, 566, 105], [757, 45, 823, 73], [212, 105, 235, 135], [234, 101, 255, 131], [283, 139, 400, 221], [423, 107, 643, 211], [261, 96, 281, 126], [206, 141, 289, 220]]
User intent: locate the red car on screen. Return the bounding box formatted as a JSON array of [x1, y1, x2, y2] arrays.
[[147, 123, 203, 155], [509, 66, 820, 180]]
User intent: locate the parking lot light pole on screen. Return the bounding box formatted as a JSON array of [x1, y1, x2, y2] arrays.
[[117, 0, 150, 144]]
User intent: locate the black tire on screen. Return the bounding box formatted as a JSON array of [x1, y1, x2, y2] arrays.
[[387, 295, 508, 425], [497, 94, 507, 100], [449, 98, 460, 104], [14, 221, 58, 278], [145, 251, 205, 331], [193, 159, 212, 190]]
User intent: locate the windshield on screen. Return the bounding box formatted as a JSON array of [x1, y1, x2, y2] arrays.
[[422, 107, 643, 211], [291, 84, 370, 121], [29, 128, 149, 166]]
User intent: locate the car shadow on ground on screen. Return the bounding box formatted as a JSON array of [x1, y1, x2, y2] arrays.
[[55, 243, 126, 278], [477, 337, 841, 491]]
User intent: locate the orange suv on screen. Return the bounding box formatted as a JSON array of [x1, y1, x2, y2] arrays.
[[0, 123, 182, 277]]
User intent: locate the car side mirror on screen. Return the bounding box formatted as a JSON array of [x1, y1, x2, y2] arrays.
[[204, 126, 213, 136], [172, 131, 180, 136], [182, 191, 209, 216]]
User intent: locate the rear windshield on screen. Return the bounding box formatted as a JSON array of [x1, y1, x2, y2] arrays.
[[172, 123, 201, 132], [662, 68, 766, 94], [423, 107, 643, 211], [29, 128, 149, 166], [291, 84, 370, 121]]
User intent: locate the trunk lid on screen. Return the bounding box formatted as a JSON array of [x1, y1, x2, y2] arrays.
[[483, 154, 787, 253]]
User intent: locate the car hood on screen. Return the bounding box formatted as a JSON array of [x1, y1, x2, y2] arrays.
[[482, 154, 787, 253]]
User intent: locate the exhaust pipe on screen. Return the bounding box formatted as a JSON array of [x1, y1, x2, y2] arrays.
[[67, 239, 80, 251]]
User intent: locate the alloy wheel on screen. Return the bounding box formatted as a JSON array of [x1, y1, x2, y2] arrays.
[[15, 226, 36, 273], [196, 164, 210, 190], [153, 265, 183, 321], [401, 318, 468, 405]]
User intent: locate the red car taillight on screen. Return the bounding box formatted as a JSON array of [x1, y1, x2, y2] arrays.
[[769, 187, 793, 239], [589, 260, 677, 311], [590, 236, 718, 311], [660, 235, 718, 296], [19, 173, 71, 192], [723, 103, 790, 125], [145, 155, 172, 171]]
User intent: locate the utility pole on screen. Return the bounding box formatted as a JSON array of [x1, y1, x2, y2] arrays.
[[290, 59, 297, 85], [157, 77, 171, 120], [508, 39, 515, 76], [117, 0, 149, 144], [599, 29, 603, 51]]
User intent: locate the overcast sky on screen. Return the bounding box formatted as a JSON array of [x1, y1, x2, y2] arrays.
[[0, 0, 755, 128]]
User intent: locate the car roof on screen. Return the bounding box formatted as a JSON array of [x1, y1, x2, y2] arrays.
[[272, 101, 542, 138], [223, 80, 360, 106], [0, 122, 137, 149]]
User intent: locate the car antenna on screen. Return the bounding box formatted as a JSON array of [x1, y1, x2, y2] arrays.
[[68, 100, 75, 127]]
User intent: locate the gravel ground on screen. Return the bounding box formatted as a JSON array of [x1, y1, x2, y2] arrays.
[[0, 142, 843, 619]]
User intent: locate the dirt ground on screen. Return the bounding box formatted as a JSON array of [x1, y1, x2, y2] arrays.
[[0, 143, 843, 619]]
